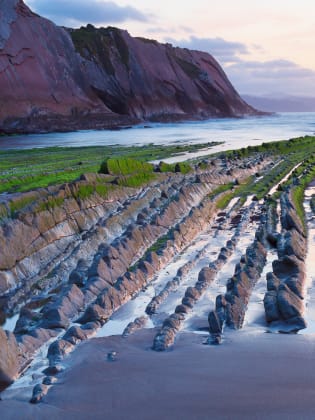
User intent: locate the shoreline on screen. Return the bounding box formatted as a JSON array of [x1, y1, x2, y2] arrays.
[[2, 329, 315, 419]]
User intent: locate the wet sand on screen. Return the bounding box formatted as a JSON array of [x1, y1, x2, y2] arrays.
[[2, 329, 315, 420]]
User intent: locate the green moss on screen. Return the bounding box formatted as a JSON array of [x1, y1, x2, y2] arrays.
[[216, 192, 234, 210], [175, 162, 192, 174], [73, 185, 95, 201], [70, 26, 115, 75], [99, 158, 154, 176], [209, 182, 235, 199], [0, 142, 219, 194], [36, 196, 64, 212], [9, 195, 37, 217], [116, 173, 156, 188]]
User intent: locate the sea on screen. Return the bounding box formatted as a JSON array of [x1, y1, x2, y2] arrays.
[[0, 113, 314, 158]]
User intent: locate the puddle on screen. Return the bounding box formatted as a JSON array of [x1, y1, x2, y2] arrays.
[[2, 313, 19, 332]]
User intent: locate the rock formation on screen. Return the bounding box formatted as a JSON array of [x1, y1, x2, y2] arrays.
[[0, 0, 258, 133], [263, 191, 307, 332]]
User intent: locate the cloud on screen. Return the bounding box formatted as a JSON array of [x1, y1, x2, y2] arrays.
[[26, 0, 148, 26], [167, 36, 249, 63], [168, 35, 315, 96], [225, 59, 315, 96]]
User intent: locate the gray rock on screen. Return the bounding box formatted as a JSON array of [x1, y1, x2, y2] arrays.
[[0, 328, 19, 391], [208, 311, 223, 335], [277, 284, 304, 320], [266, 272, 281, 292], [263, 291, 280, 322], [30, 384, 49, 404]]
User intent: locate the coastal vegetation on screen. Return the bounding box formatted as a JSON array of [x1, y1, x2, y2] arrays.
[[0, 142, 219, 194]]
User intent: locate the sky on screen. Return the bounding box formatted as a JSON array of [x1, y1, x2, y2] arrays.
[[25, 0, 315, 97]]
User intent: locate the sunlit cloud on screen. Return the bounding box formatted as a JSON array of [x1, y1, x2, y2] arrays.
[[26, 0, 149, 26], [167, 36, 249, 63]]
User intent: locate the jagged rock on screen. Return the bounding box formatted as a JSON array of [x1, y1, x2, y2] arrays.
[[77, 304, 109, 325], [0, 328, 19, 391], [96, 287, 123, 312], [30, 384, 49, 404], [197, 267, 216, 286], [14, 307, 42, 334], [42, 365, 64, 376], [162, 313, 184, 331], [17, 328, 58, 359], [264, 291, 281, 322], [175, 304, 190, 314], [184, 287, 201, 302], [182, 297, 195, 308], [208, 311, 223, 335], [40, 284, 85, 329], [266, 272, 281, 292], [63, 326, 89, 345], [280, 229, 306, 261], [122, 316, 147, 337], [69, 260, 88, 287], [153, 328, 176, 352], [281, 194, 305, 236], [42, 376, 57, 385], [107, 351, 118, 362], [277, 284, 304, 320], [47, 339, 73, 364], [40, 307, 70, 330]]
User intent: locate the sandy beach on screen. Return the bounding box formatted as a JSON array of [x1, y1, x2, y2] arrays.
[[2, 329, 315, 419]]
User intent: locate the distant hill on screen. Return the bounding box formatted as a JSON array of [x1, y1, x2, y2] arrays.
[[243, 95, 315, 112]]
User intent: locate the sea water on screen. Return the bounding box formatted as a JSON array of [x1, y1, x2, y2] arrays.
[[0, 112, 314, 152]]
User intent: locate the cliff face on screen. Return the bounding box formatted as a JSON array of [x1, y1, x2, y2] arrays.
[[0, 0, 113, 132], [0, 0, 257, 133], [69, 26, 255, 120]]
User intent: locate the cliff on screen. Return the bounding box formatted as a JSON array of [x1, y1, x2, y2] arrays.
[[0, 0, 258, 133]]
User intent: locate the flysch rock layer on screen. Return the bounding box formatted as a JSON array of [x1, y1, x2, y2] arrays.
[[263, 191, 307, 332], [0, 154, 271, 388]]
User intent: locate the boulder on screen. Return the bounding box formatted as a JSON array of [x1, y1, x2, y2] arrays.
[[277, 284, 304, 320], [0, 328, 19, 391], [77, 304, 109, 325], [208, 311, 223, 335], [63, 326, 89, 345], [263, 291, 280, 323], [266, 272, 280, 292], [30, 384, 49, 404], [47, 339, 73, 364]]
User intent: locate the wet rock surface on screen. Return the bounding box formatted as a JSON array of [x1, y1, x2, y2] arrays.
[[0, 155, 272, 391], [263, 191, 307, 332]]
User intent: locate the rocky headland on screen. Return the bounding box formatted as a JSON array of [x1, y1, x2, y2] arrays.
[[0, 0, 259, 134]]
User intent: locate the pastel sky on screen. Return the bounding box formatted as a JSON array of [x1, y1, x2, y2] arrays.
[[25, 0, 315, 97]]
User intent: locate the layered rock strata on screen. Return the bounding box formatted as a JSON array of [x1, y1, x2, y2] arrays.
[[0, 154, 271, 390], [263, 191, 307, 332], [153, 204, 254, 351], [208, 207, 268, 343], [0, 1, 259, 133]]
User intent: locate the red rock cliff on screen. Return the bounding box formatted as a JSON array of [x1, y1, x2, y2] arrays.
[[0, 0, 258, 133]]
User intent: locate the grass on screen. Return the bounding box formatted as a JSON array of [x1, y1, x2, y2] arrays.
[[0, 142, 220, 194], [116, 173, 156, 188], [100, 158, 153, 176], [216, 192, 235, 210]]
